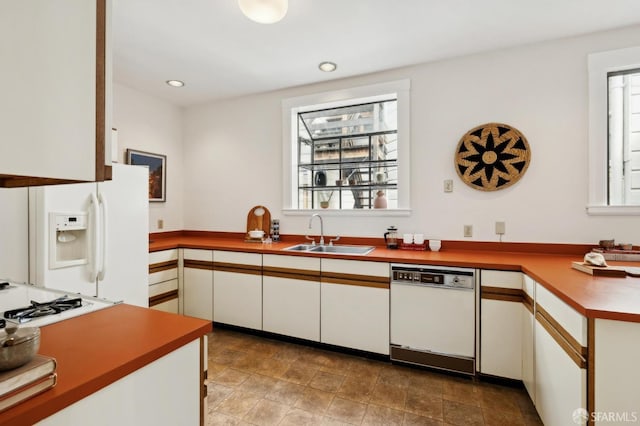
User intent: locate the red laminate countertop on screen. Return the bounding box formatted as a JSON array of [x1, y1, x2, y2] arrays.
[[150, 236, 640, 323], [0, 304, 211, 426]]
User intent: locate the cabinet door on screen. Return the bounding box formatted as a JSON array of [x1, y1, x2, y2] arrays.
[[214, 270, 261, 330], [262, 254, 320, 341], [0, 0, 111, 185], [479, 270, 523, 379], [320, 258, 390, 354], [535, 320, 586, 426], [213, 251, 262, 329], [263, 276, 319, 341], [183, 250, 213, 321], [522, 275, 535, 404], [321, 283, 389, 354], [534, 282, 587, 426]]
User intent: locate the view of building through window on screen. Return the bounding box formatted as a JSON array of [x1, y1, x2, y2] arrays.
[[608, 69, 640, 205], [296, 100, 398, 209]]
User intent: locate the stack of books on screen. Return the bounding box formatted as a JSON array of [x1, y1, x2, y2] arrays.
[[0, 355, 57, 412]]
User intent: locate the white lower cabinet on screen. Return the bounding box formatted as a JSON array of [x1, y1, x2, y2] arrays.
[[534, 282, 587, 426], [479, 270, 523, 379], [320, 259, 390, 355], [148, 249, 179, 314], [262, 254, 320, 341], [213, 251, 262, 330], [182, 249, 214, 321], [522, 275, 535, 404]]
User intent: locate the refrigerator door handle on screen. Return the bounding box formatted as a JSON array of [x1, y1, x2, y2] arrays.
[[89, 192, 100, 282], [98, 192, 108, 281]]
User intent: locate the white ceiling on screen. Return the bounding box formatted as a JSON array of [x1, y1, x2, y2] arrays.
[[113, 0, 640, 107]]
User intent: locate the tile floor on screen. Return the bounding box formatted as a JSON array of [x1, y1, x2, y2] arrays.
[[206, 328, 543, 425]]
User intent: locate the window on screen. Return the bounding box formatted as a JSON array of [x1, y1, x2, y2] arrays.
[[588, 47, 640, 215], [297, 100, 398, 209], [282, 80, 410, 214], [608, 69, 640, 205]]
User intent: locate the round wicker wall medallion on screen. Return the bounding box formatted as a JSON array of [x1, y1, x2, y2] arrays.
[[455, 122, 530, 191]]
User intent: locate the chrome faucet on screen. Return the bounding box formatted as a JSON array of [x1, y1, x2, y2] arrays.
[[308, 213, 325, 245]]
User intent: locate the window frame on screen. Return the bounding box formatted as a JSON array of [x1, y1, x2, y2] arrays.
[[281, 79, 411, 216], [588, 46, 640, 215]]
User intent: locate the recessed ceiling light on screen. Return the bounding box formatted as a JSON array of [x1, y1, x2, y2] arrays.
[[166, 80, 185, 87], [318, 61, 337, 72]]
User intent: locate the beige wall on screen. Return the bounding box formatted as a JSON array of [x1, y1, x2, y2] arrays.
[[113, 83, 184, 233], [180, 25, 640, 244]]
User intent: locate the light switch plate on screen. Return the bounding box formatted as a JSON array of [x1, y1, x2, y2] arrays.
[[444, 179, 453, 193], [464, 224, 473, 238]]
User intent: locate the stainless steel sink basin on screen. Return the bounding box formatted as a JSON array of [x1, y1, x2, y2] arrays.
[[283, 244, 375, 255], [283, 244, 317, 252]]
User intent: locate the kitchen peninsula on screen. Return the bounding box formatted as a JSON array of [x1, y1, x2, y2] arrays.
[[0, 304, 211, 426]]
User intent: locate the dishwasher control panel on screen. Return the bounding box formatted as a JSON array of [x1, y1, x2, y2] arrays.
[[391, 265, 475, 289]]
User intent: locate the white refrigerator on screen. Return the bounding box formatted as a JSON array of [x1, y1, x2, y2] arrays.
[[28, 163, 149, 307]]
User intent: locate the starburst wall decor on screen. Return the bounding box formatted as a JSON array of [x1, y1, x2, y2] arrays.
[[454, 123, 531, 191]]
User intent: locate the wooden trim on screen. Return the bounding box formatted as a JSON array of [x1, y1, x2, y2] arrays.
[[522, 292, 534, 315], [199, 336, 205, 426], [94, 0, 107, 181], [263, 266, 320, 282], [321, 271, 389, 284], [184, 259, 214, 270], [537, 304, 587, 358], [481, 286, 524, 303], [587, 318, 595, 426], [149, 259, 178, 274], [148, 290, 179, 307], [213, 262, 262, 276], [536, 311, 586, 368], [0, 175, 82, 188], [321, 276, 389, 289]]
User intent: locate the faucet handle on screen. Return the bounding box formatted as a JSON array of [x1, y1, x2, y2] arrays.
[[329, 235, 341, 246], [305, 234, 316, 246]]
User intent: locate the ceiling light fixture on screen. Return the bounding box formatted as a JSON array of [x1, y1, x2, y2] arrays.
[[166, 80, 185, 87], [238, 0, 288, 24], [318, 61, 337, 72]]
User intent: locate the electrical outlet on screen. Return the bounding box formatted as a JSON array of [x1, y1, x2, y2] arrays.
[[495, 221, 506, 235], [464, 224, 473, 238], [157, 219, 164, 230], [444, 179, 453, 193]]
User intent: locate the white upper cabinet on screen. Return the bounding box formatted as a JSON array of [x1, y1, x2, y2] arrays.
[[0, 0, 112, 187]]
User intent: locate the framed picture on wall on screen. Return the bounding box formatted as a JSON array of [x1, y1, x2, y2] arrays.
[[126, 149, 166, 202]]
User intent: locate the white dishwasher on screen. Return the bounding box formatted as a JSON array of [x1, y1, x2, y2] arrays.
[[390, 263, 477, 375]]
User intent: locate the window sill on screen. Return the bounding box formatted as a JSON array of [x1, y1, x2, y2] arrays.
[[282, 208, 412, 217], [586, 205, 640, 216]]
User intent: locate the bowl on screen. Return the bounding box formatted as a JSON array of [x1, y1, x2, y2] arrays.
[[599, 239, 615, 249], [248, 229, 264, 239], [429, 240, 442, 252], [0, 326, 41, 371]]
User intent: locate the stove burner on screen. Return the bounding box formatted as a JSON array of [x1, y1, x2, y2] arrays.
[[3, 296, 83, 324]]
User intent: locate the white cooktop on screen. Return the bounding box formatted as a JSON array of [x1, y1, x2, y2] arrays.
[[0, 281, 115, 328]]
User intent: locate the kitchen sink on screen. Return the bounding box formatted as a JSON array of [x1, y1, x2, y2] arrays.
[[282, 244, 317, 252], [283, 244, 375, 255]]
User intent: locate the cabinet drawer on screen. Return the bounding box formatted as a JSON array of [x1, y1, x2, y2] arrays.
[[536, 282, 587, 347], [149, 249, 178, 265], [321, 258, 389, 278], [522, 275, 535, 299], [150, 298, 179, 314], [214, 250, 261, 266], [481, 270, 523, 289], [149, 268, 178, 285], [183, 249, 213, 262], [263, 254, 320, 271], [149, 279, 178, 298]]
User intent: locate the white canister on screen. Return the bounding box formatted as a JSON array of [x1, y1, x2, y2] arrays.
[[403, 234, 413, 244], [413, 234, 425, 245]]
